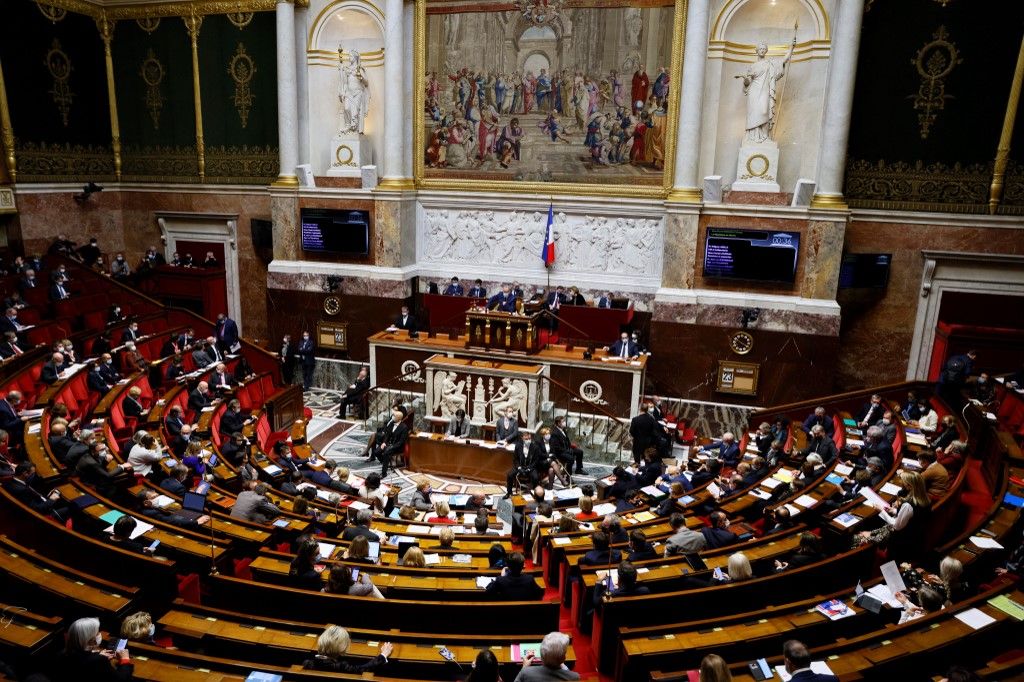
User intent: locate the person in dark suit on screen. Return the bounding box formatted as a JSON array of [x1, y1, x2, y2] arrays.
[[52, 617, 134, 682], [697, 433, 741, 468], [4, 462, 67, 518], [626, 530, 658, 562], [799, 425, 838, 465], [485, 551, 543, 600], [210, 363, 236, 395], [177, 327, 197, 350], [160, 465, 190, 496], [297, 331, 316, 390], [486, 284, 517, 312], [190, 341, 213, 369], [341, 509, 379, 542], [187, 381, 212, 413], [0, 308, 26, 336], [467, 279, 486, 298], [596, 291, 614, 309], [543, 286, 567, 327], [86, 362, 112, 395], [607, 332, 639, 359], [565, 287, 586, 306], [121, 387, 146, 421], [76, 444, 131, 497], [0, 332, 22, 359], [701, 511, 738, 549], [159, 333, 180, 358], [579, 530, 622, 567], [629, 403, 658, 465], [446, 408, 470, 437], [39, 353, 65, 385], [47, 422, 77, 463], [279, 334, 296, 385], [549, 415, 585, 474], [371, 406, 409, 476], [856, 393, 885, 428], [801, 407, 835, 438], [164, 405, 187, 439], [219, 399, 246, 437], [391, 306, 417, 332], [49, 279, 71, 302], [120, 322, 141, 344], [97, 353, 121, 385], [16, 270, 39, 296], [215, 313, 239, 352], [602, 561, 650, 598], [495, 406, 521, 444], [504, 431, 546, 497], [337, 366, 370, 417], [302, 625, 391, 674], [689, 458, 722, 488], [442, 276, 464, 296], [781, 639, 839, 681], [165, 355, 186, 383], [605, 465, 636, 500]]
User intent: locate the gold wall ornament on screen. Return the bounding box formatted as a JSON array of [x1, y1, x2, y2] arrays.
[[989, 30, 1024, 214], [910, 26, 962, 139], [228, 43, 256, 128], [120, 143, 199, 180], [36, 2, 67, 23], [0, 57, 16, 182], [44, 39, 74, 127], [183, 12, 206, 180], [136, 17, 161, 33], [23, 0, 306, 21], [227, 11, 254, 29], [14, 141, 115, 181], [204, 144, 278, 182], [845, 158, 992, 212], [141, 49, 166, 129]]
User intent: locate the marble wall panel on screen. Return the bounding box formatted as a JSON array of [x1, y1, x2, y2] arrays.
[[271, 192, 300, 262], [801, 219, 846, 300], [374, 199, 402, 268], [662, 211, 699, 290]]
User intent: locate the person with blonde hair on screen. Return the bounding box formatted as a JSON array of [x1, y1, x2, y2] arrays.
[[302, 624, 392, 672], [400, 546, 426, 568], [856, 470, 932, 559], [426, 499, 455, 523], [53, 616, 133, 680], [120, 611, 156, 644], [726, 552, 753, 581], [577, 495, 597, 521], [699, 653, 733, 682], [343, 535, 373, 563], [435, 526, 456, 549]]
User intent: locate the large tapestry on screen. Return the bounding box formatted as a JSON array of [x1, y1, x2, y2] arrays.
[[416, 0, 682, 194]]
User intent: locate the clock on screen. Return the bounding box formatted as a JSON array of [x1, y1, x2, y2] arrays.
[[323, 296, 341, 316], [730, 331, 754, 355]]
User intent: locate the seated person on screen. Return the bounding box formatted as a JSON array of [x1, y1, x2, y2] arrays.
[[696, 432, 740, 468], [137, 489, 209, 528], [486, 283, 518, 312], [219, 400, 247, 437], [917, 449, 949, 500], [289, 536, 324, 591], [4, 462, 68, 518], [801, 406, 835, 438], [576, 496, 599, 521], [485, 551, 543, 600], [164, 405, 187, 439], [928, 415, 959, 452], [605, 332, 639, 360], [98, 353, 121, 384], [127, 434, 164, 478], [655, 481, 689, 517], [446, 408, 470, 438], [495, 406, 521, 444], [122, 386, 147, 420], [856, 393, 886, 428], [753, 422, 774, 454], [358, 473, 390, 512], [467, 279, 486, 298], [47, 421, 77, 463], [210, 363, 236, 396], [425, 499, 456, 523], [972, 372, 997, 404], [936, 439, 966, 475], [399, 546, 427, 568], [165, 355, 186, 382], [442, 276, 464, 296], [410, 479, 433, 512], [565, 286, 586, 306], [513, 632, 579, 681], [390, 305, 417, 332], [302, 625, 392, 673], [800, 424, 838, 465], [160, 465, 190, 496], [337, 366, 370, 417], [626, 529, 658, 562], [107, 515, 151, 555], [605, 465, 636, 500], [701, 511, 738, 549], [324, 563, 384, 598], [187, 381, 212, 414], [689, 458, 723, 488], [774, 532, 824, 571], [230, 482, 281, 524], [579, 530, 622, 567], [341, 509, 378, 542], [910, 399, 938, 435], [603, 561, 650, 597]]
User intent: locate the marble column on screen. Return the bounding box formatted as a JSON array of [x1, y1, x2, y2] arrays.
[[378, 0, 412, 189], [810, 0, 865, 209], [667, 0, 710, 203], [294, 4, 310, 168], [274, 0, 300, 187]]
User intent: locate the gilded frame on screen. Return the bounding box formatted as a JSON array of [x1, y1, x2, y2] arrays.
[[413, 0, 688, 198]]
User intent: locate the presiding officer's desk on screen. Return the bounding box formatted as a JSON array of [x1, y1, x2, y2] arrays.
[[408, 432, 516, 484]]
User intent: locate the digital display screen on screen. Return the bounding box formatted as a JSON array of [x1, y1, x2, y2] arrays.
[[703, 228, 800, 284], [301, 208, 370, 255], [839, 253, 892, 289]]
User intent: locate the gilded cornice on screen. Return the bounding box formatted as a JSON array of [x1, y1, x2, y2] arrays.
[[31, 0, 308, 21]]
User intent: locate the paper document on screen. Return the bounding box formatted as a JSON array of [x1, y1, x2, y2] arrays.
[[794, 494, 818, 508], [317, 542, 335, 559], [867, 583, 902, 608], [955, 608, 996, 630], [423, 553, 441, 565], [775, 662, 835, 682], [476, 576, 495, 589], [881, 481, 903, 495], [834, 513, 860, 528], [592, 502, 616, 516], [405, 525, 430, 534], [153, 495, 174, 509], [104, 518, 154, 540], [879, 560, 907, 595], [969, 536, 1004, 549], [762, 477, 783, 489], [834, 463, 854, 476], [859, 487, 887, 510], [552, 537, 572, 546]]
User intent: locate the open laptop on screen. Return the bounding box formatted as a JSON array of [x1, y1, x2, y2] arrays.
[[177, 491, 207, 521]]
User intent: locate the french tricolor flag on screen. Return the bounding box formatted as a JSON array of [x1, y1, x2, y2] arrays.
[[541, 203, 555, 268]]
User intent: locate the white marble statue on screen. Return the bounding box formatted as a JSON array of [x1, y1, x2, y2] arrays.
[[736, 36, 796, 143], [432, 370, 467, 418], [338, 48, 370, 135], [488, 377, 528, 422]]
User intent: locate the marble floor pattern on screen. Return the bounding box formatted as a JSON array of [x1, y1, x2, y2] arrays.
[[300, 388, 753, 506]]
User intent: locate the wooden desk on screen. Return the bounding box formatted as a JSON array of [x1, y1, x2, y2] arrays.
[[407, 433, 514, 484], [369, 330, 647, 417], [466, 309, 541, 354]]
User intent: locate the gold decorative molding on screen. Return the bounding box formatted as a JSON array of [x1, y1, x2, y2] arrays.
[[141, 49, 166, 129], [809, 193, 848, 211], [183, 12, 205, 181], [989, 30, 1024, 214], [44, 39, 74, 127], [206, 144, 279, 182], [227, 11, 254, 28], [845, 158, 991, 213], [0, 187, 16, 215], [97, 12, 122, 181], [0, 57, 16, 183], [26, 0, 308, 21], [910, 26, 962, 140], [271, 174, 300, 187], [228, 42, 256, 128], [665, 187, 702, 203], [121, 144, 199, 180], [376, 177, 416, 191], [14, 141, 115, 181]]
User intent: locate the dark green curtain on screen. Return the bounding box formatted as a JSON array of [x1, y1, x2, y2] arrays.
[[2, 0, 114, 180]]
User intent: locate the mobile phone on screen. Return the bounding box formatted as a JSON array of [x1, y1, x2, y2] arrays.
[[116, 638, 128, 651], [146, 539, 160, 553], [439, 646, 455, 662], [748, 657, 773, 680], [713, 567, 725, 581], [351, 568, 360, 581]]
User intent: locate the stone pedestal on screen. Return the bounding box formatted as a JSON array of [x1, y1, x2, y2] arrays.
[[733, 140, 780, 193], [326, 133, 368, 177]]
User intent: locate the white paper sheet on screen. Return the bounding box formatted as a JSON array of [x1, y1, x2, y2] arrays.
[[880, 482, 903, 495], [880, 560, 907, 595], [794, 494, 818, 508], [775, 661, 836, 682], [955, 608, 996, 630], [969, 536, 1004, 549]]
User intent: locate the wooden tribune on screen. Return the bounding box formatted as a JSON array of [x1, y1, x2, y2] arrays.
[[465, 309, 541, 354]]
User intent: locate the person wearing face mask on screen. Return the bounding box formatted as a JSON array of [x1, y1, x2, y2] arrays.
[[605, 331, 639, 360], [297, 330, 316, 390], [0, 390, 28, 452], [855, 393, 885, 428], [971, 372, 996, 405], [110, 253, 132, 281], [370, 406, 409, 476], [53, 617, 133, 681], [495, 405, 521, 445], [87, 360, 113, 395], [911, 399, 938, 435], [4, 462, 68, 518], [97, 353, 121, 384], [76, 442, 132, 497], [876, 410, 897, 444], [410, 479, 434, 511], [121, 321, 141, 343]]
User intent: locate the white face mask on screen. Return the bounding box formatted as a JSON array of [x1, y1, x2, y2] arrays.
[[95, 633, 103, 646], [149, 624, 156, 637]]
